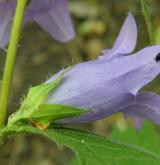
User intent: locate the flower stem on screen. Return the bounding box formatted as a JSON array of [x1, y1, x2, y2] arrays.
[[140, 0, 154, 44], [0, 0, 28, 127]]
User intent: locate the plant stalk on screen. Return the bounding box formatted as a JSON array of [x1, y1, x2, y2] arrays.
[[0, 0, 28, 127], [141, 0, 154, 44]]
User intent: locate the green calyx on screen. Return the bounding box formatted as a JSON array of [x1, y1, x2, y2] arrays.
[[30, 104, 87, 129], [7, 70, 88, 129]]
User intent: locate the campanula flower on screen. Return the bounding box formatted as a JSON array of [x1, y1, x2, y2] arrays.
[[0, 0, 75, 48], [46, 13, 160, 125]]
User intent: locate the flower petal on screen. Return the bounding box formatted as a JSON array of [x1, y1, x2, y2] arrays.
[[134, 117, 144, 130], [32, 0, 75, 42], [121, 92, 160, 125], [46, 44, 160, 123], [0, 1, 15, 48], [100, 12, 137, 60], [26, 0, 53, 17], [46, 59, 137, 123]]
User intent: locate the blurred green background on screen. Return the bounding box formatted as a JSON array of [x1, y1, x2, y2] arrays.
[[1, 0, 160, 164]]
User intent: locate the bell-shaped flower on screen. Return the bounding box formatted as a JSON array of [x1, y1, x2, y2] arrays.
[[46, 13, 160, 125], [0, 0, 75, 48]]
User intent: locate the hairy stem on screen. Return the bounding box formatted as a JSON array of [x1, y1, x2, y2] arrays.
[[0, 0, 28, 127], [141, 0, 154, 44]]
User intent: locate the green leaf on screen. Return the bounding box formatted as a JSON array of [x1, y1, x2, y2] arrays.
[[111, 122, 160, 165], [8, 70, 66, 126], [1, 125, 160, 165], [69, 158, 80, 165], [30, 104, 88, 129]]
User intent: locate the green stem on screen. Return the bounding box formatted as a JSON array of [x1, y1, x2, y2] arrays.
[[0, 0, 28, 127], [141, 0, 154, 44]]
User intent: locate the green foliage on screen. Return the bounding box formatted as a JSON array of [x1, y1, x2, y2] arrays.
[[7, 68, 87, 129], [140, 0, 154, 44], [155, 24, 160, 44], [1, 124, 160, 165], [8, 70, 66, 125], [31, 104, 87, 128], [111, 122, 160, 165]]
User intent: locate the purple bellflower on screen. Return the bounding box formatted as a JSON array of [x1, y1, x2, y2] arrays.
[[0, 0, 75, 48], [46, 13, 160, 125]]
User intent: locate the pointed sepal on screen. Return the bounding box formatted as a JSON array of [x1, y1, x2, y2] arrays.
[[8, 70, 67, 126], [30, 104, 88, 130]]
